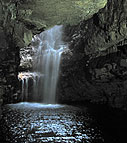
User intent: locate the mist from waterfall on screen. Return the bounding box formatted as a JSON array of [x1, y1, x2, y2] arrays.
[[19, 25, 67, 104]]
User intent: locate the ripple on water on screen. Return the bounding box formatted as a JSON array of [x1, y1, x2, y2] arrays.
[[0, 103, 104, 143]]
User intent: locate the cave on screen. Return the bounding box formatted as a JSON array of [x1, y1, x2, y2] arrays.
[[0, 0, 127, 142]]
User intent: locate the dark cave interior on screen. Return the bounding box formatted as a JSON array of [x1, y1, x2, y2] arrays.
[[0, 0, 127, 142]]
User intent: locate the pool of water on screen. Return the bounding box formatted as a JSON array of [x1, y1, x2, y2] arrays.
[[0, 102, 103, 143]]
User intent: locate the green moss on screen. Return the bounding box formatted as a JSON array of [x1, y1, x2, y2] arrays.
[[74, 0, 107, 20], [23, 29, 33, 46]]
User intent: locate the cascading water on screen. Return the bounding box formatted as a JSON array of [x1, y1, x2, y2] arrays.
[[19, 25, 67, 104]]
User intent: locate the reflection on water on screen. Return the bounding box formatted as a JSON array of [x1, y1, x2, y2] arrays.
[[0, 103, 104, 143]]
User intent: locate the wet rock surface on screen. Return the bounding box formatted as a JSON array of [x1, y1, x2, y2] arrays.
[[19, 46, 35, 71], [58, 0, 127, 110], [0, 103, 104, 143], [0, 26, 20, 105]]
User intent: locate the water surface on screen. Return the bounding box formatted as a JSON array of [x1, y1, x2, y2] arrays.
[[0, 102, 104, 143]]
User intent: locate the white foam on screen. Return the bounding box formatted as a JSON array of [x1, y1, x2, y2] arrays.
[[8, 102, 65, 109]]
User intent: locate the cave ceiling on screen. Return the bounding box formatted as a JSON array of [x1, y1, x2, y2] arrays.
[[16, 0, 107, 28]]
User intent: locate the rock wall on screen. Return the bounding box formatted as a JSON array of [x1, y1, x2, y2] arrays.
[[0, 0, 107, 108], [0, 0, 46, 108], [0, 0, 127, 112], [0, 21, 20, 105], [58, 0, 127, 110]]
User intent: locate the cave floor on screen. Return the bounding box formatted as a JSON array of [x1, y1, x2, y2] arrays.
[[0, 102, 127, 143]]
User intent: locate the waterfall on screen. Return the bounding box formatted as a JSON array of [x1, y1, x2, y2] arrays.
[[19, 72, 31, 102], [33, 25, 66, 104], [19, 25, 67, 104]]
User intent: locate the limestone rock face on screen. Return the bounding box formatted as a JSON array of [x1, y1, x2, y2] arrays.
[[0, 26, 20, 105], [19, 46, 34, 71], [0, 0, 107, 48], [58, 0, 127, 110], [0, 0, 107, 105], [15, 0, 107, 26]]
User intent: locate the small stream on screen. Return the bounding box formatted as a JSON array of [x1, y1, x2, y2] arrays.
[[0, 103, 103, 143]]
